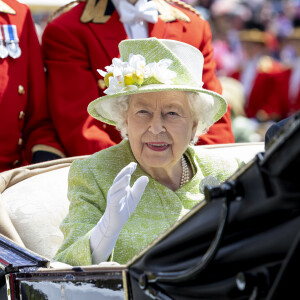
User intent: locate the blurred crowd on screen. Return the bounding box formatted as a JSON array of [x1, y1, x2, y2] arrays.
[[189, 0, 300, 142]]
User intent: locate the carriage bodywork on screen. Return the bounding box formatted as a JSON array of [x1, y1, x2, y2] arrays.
[[0, 239, 126, 300]]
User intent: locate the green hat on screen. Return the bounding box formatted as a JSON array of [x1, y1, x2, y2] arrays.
[[88, 38, 227, 127]]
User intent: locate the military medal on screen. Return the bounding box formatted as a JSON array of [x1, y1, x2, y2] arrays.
[[0, 26, 8, 59], [3, 24, 21, 59]]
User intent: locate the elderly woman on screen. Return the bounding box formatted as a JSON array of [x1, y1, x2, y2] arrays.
[[54, 38, 240, 266]]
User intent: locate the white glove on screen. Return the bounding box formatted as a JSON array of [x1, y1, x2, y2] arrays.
[[90, 162, 149, 264]]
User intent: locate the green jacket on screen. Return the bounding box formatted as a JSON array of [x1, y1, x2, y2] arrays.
[[54, 140, 240, 265]]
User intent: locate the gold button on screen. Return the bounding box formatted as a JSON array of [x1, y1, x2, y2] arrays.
[[18, 85, 25, 95], [18, 138, 23, 146], [98, 79, 106, 89], [19, 111, 25, 119], [12, 159, 20, 166], [103, 124, 107, 129]]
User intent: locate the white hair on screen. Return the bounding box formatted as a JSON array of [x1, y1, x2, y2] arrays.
[[109, 91, 218, 141]]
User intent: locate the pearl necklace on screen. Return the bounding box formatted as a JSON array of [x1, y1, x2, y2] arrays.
[[180, 155, 190, 187]]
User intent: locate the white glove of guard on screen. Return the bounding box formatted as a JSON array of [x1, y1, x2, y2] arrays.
[[90, 162, 149, 264]]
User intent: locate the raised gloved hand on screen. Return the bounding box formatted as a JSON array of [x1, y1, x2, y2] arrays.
[[90, 162, 149, 264]]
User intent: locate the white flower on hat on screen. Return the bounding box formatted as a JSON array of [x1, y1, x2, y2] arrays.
[[104, 75, 138, 95], [98, 53, 177, 95], [145, 59, 177, 84], [128, 54, 146, 72], [98, 57, 126, 79], [97, 57, 137, 95]]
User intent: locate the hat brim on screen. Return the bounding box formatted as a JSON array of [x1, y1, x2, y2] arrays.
[[88, 84, 227, 127]]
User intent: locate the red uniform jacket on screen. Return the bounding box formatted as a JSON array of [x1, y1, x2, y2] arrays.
[[270, 68, 300, 118], [42, 2, 234, 157], [231, 57, 284, 120], [0, 0, 64, 171]]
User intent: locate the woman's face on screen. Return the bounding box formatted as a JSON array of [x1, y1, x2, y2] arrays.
[[126, 90, 198, 174]]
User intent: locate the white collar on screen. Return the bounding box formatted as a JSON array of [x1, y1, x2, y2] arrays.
[[111, 0, 158, 39], [112, 0, 158, 24]]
